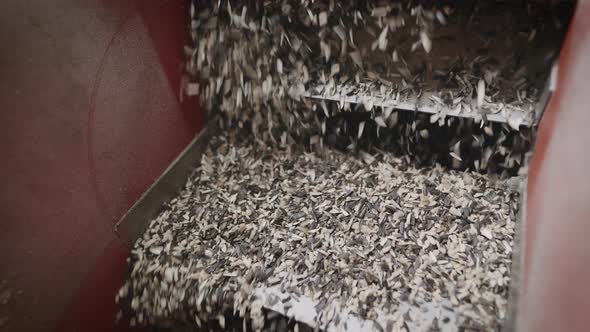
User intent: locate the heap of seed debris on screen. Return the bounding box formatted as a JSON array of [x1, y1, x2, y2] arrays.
[[182, 0, 567, 172], [118, 134, 522, 331]]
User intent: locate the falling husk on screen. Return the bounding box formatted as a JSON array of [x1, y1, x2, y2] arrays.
[[117, 0, 573, 330]]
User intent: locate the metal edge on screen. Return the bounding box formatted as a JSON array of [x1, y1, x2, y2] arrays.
[[114, 118, 217, 246], [503, 61, 552, 327], [533, 63, 558, 124], [502, 165, 529, 332], [305, 89, 535, 127]]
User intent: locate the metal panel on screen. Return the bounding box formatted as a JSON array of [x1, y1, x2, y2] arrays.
[[115, 120, 215, 245], [0, 1, 201, 331], [518, 2, 590, 331]]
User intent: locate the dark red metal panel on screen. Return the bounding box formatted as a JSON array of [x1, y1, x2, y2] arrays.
[[0, 1, 200, 331], [519, 1, 590, 331]]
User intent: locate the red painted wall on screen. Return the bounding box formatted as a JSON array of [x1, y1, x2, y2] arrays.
[[0, 1, 201, 331], [519, 1, 590, 331]]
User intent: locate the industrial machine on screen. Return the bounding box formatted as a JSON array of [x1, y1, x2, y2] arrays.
[[1, 0, 589, 331]]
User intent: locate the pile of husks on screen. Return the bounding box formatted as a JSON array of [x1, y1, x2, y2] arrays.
[[118, 134, 522, 331]]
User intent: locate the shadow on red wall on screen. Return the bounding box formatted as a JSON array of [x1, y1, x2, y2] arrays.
[[0, 1, 200, 331]]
